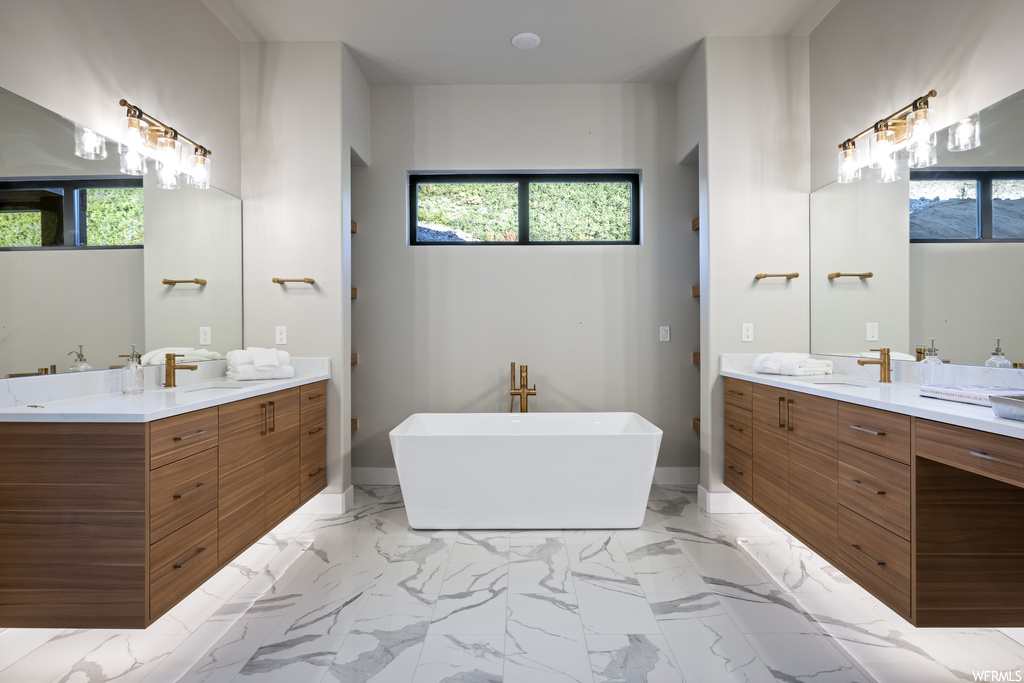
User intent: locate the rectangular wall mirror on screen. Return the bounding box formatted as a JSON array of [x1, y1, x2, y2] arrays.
[[0, 87, 242, 377], [810, 87, 1024, 367]]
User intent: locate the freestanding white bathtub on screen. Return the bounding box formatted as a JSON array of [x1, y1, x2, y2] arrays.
[[389, 412, 662, 529]]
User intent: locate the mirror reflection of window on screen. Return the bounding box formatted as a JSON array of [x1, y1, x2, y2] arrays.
[[909, 178, 978, 239], [992, 179, 1024, 239]]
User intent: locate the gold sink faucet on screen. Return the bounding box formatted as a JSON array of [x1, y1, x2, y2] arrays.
[[509, 362, 536, 413], [164, 353, 197, 388], [857, 347, 892, 383]]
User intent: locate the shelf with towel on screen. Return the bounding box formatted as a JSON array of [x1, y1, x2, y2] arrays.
[[828, 272, 873, 280], [272, 277, 315, 285]]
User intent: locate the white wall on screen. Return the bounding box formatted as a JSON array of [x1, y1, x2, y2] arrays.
[[679, 37, 811, 505], [809, 0, 1024, 192], [351, 83, 699, 480], [0, 0, 241, 197], [241, 42, 371, 501]]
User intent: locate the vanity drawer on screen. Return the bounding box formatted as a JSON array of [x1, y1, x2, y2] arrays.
[[301, 423, 328, 504], [149, 508, 218, 619], [724, 444, 753, 502], [838, 505, 911, 619], [724, 378, 752, 411], [916, 419, 1024, 489], [838, 443, 910, 540], [149, 447, 219, 544], [150, 408, 219, 470], [724, 403, 753, 456], [837, 403, 910, 464], [300, 382, 328, 431]]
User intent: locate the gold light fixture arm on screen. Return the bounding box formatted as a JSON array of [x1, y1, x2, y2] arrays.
[[754, 272, 799, 280], [827, 272, 873, 280], [120, 99, 212, 157], [162, 278, 207, 286], [838, 90, 937, 150]]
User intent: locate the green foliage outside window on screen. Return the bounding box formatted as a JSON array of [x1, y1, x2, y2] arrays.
[[0, 212, 43, 247], [417, 182, 518, 242], [86, 187, 144, 245], [530, 182, 631, 242]]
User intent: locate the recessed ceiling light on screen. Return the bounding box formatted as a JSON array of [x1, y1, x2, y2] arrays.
[[511, 32, 541, 50]]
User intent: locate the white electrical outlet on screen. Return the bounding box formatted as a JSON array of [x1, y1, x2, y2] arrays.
[[199, 327, 212, 346], [275, 326, 287, 345], [742, 323, 754, 342], [866, 322, 879, 342], [659, 326, 671, 342]]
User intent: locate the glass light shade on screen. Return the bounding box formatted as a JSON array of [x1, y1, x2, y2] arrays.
[[119, 145, 147, 175], [187, 152, 211, 190], [907, 108, 936, 149], [837, 147, 860, 183], [74, 123, 107, 160], [869, 127, 896, 169], [120, 116, 150, 154], [948, 112, 981, 151], [877, 151, 901, 183], [908, 140, 937, 169], [155, 136, 181, 189]]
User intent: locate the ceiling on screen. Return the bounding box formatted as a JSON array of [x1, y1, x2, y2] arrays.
[[202, 0, 839, 85]]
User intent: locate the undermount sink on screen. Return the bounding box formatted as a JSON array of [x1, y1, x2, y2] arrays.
[[179, 381, 255, 393], [796, 379, 865, 388]]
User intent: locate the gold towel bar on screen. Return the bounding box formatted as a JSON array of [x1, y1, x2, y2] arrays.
[[272, 277, 316, 285], [828, 272, 873, 280], [162, 278, 207, 286], [754, 272, 799, 280]]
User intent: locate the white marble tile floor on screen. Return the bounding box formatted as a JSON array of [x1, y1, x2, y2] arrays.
[[2, 485, 1023, 682]]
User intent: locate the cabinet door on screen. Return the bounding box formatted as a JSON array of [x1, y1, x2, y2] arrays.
[[300, 382, 328, 504], [217, 396, 266, 565], [787, 393, 839, 562], [264, 388, 301, 530], [752, 385, 789, 525]]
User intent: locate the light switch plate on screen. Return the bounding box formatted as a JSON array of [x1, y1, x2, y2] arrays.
[[866, 322, 879, 342], [275, 326, 287, 345], [659, 326, 671, 342], [742, 323, 754, 342], [199, 327, 212, 346]]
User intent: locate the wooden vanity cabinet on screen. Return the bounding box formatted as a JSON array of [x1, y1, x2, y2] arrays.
[[300, 381, 328, 504]]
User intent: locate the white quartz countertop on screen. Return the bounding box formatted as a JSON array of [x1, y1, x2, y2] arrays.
[[721, 365, 1024, 440], [0, 360, 330, 423]]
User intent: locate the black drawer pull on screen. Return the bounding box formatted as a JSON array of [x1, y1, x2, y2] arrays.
[[308, 393, 324, 400], [850, 479, 885, 495], [308, 426, 325, 435], [173, 429, 207, 442], [727, 424, 744, 433], [173, 546, 207, 569], [727, 464, 744, 476], [849, 424, 884, 436], [850, 544, 885, 565], [308, 467, 324, 478], [970, 450, 1023, 469], [173, 482, 207, 499]]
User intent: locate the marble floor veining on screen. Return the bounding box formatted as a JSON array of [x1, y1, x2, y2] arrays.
[[1, 485, 1023, 682]]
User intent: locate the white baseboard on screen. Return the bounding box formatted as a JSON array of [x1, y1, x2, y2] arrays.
[[698, 485, 758, 514], [354, 467, 697, 487], [652, 467, 700, 486], [298, 489, 352, 514], [352, 467, 401, 485]]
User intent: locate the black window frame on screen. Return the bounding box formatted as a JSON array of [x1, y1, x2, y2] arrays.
[[408, 171, 641, 245], [0, 176, 144, 251], [910, 168, 1024, 243]]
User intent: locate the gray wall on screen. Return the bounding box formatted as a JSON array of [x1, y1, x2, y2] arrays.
[[351, 83, 699, 481]]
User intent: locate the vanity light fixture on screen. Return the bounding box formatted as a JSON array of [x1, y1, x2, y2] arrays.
[[114, 99, 212, 189], [947, 111, 981, 152], [73, 123, 107, 160], [837, 89, 939, 184]]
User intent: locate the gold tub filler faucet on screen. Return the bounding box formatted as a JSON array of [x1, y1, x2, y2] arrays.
[[509, 362, 536, 413]]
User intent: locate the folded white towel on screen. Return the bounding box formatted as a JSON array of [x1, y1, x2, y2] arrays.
[[248, 346, 280, 370], [754, 352, 833, 376], [141, 347, 224, 366], [226, 364, 296, 381], [226, 349, 290, 370]]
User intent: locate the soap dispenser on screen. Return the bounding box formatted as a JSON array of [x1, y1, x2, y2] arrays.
[[67, 345, 92, 372], [120, 344, 144, 394], [985, 337, 1012, 368], [917, 338, 942, 385]]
